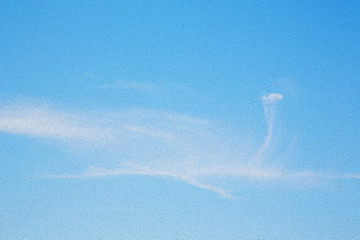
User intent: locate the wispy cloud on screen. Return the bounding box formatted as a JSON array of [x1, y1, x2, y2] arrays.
[[0, 104, 114, 142], [100, 80, 160, 93], [251, 93, 283, 166], [1, 94, 359, 198], [99, 78, 211, 104]]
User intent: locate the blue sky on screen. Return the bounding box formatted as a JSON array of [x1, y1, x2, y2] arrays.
[[1, 0, 360, 239]]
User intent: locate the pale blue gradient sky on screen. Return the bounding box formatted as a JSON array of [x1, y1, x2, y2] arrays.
[[1, 1, 360, 239]]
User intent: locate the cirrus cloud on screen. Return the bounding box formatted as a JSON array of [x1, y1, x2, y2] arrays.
[[1, 94, 359, 198]]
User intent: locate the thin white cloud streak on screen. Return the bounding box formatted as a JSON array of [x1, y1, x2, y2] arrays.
[[100, 80, 160, 93], [251, 93, 283, 166], [99, 79, 211, 105], [47, 163, 360, 198], [48, 164, 234, 198], [0, 105, 114, 142], [0, 104, 203, 144], [1, 95, 360, 198]]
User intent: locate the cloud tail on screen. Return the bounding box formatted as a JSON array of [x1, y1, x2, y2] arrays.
[[251, 94, 282, 166]]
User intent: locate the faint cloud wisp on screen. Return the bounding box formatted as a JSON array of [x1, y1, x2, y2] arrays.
[[100, 80, 160, 93], [1, 94, 359, 198]]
